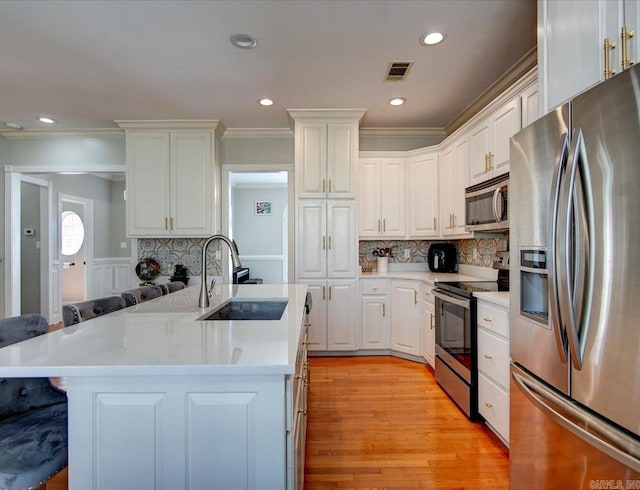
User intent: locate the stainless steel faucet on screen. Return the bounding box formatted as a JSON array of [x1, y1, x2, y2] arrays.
[[198, 234, 243, 308]]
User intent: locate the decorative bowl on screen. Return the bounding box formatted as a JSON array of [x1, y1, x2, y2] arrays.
[[360, 258, 377, 274]]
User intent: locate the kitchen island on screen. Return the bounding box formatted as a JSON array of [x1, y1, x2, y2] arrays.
[[0, 284, 309, 490]]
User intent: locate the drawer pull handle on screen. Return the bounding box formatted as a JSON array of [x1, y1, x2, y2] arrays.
[[483, 317, 493, 322], [485, 402, 494, 408], [484, 354, 493, 359], [372, 287, 378, 291]]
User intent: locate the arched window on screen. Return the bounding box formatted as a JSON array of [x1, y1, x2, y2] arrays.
[[60, 211, 85, 256]]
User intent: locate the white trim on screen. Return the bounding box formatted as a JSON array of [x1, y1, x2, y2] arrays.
[[115, 120, 224, 132], [0, 129, 125, 140], [287, 108, 367, 122], [359, 127, 446, 138], [5, 164, 126, 174], [223, 128, 293, 139]]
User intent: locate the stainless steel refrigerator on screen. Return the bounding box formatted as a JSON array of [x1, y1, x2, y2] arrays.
[[509, 64, 640, 488]]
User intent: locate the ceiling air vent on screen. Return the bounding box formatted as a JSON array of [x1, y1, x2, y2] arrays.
[[384, 61, 414, 82]]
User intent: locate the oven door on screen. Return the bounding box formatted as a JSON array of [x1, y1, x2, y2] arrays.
[[434, 289, 474, 383]]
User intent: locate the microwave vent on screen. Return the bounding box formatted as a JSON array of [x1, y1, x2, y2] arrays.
[[385, 61, 413, 81]]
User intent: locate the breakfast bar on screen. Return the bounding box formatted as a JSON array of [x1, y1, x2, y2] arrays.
[[0, 284, 309, 490]]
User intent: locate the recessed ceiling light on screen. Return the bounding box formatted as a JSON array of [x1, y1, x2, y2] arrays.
[[4, 122, 23, 130], [38, 116, 57, 124], [230, 33, 257, 49], [259, 98, 274, 106], [420, 32, 446, 46], [389, 97, 407, 106]]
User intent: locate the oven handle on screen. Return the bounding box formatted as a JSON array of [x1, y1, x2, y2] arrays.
[[433, 290, 471, 309]]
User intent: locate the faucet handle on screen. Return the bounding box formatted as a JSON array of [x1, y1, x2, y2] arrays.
[[208, 278, 216, 297]]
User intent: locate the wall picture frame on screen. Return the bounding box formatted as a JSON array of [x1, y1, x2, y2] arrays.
[[255, 201, 272, 215]]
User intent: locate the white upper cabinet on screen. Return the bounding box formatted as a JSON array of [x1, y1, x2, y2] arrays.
[[406, 150, 439, 238], [292, 112, 364, 199], [468, 97, 521, 184], [121, 121, 221, 238], [520, 82, 539, 128], [539, 0, 640, 113], [358, 157, 405, 238], [297, 200, 356, 279], [440, 135, 471, 237]]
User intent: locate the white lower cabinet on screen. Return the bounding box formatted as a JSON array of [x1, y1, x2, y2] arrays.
[[390, 281, 422, 356], [301, 279, 357, 351], [360, 279, 390, 349], [476, 298, 510, 445], [421, 287, 436, 368]]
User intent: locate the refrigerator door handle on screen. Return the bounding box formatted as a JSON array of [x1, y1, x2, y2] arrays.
[[548, 132, 570, 363], [512, 367, 640, 473], [561, 128, 593, 370]]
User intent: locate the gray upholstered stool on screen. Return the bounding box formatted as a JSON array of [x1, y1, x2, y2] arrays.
[[121, 285, 163, 307], [62, 295, 127, 327], [0, 313, 68, 489], [159, 281, 186, 295]]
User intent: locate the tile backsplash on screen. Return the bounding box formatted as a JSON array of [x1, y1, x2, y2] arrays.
[[137, 238, 222, 277], [359, 237, 508, 269]]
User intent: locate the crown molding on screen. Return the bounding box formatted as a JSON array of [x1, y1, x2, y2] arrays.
[[359, 127, 446, 138], [0, 129, 124, 140], [287, 108, 367, 126], [115, 119, 225, 132], [223, 128, 293, 139], [445, 46, 537, 135]]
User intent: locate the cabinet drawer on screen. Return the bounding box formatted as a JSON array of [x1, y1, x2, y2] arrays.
[[360, 279, 389, 295], [477, 301, 509, 337], [478, 373, 509, 443], [477, 328, 510, 388]]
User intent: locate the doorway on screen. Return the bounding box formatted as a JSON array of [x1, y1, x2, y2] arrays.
[[222, 165, 294, 284], [59, 196, 93, 304]]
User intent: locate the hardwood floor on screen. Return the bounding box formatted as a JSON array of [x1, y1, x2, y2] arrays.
[[47, 356, 509, 489], [304, 356, 509, 489]]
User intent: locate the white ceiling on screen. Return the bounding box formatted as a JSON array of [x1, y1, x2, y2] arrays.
[[0, 0, 536, 132]]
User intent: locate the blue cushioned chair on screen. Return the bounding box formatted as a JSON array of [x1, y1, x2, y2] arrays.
[[159, 281, 185, 295], [62, 295, 127, 327], [120, 285, 163, 307], [0, 314, 68, 489]]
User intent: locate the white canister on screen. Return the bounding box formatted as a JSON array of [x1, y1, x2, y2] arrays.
[[377, 256, 388, 273]]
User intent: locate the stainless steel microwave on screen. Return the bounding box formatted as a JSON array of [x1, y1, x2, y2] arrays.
[[465, 173, 508, 232]]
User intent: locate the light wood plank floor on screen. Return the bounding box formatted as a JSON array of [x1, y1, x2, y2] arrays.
[[47, 356, 509, 489], [304, 356, 509, 489]]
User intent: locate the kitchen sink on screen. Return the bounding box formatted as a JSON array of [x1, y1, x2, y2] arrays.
[[201, 299, 288, 321]]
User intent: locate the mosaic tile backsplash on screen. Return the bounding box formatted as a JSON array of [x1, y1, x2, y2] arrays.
[[138, 236, 508, 278], [138, 238, 223, 277], [359, 238, 508, 269]]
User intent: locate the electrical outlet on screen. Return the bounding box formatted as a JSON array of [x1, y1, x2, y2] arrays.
[[403, 248, 410, 259]]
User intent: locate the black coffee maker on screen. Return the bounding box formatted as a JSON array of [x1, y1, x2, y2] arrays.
[[427, 243, 457, 273], [170, 264, 189, 285]]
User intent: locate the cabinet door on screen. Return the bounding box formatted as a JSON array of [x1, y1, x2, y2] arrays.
[[520, 83, 539, 128], [300, 281, 327, 351], [170, 132, 213, 236], [407, 153, 439, 238], [452, 137, 470, 236], [390, 281, 421, 356], [380, 159, 406, 237], [297, 200, 327, 278], [327, 280, 357, 351], [327, 123, 356, 198], [358, 159, 382, 237], [361, 295, 389, 349], [491, 98, 521, 176], [327, 201, 356, 278], [126, 132, 171, 237], [469, 119, 491, 184], [422, 296, 435, 367], [540, 0, 603, 112], [625, 0, 640, 73], [440, 144, 456, 235], [297, 123, 327, 198]]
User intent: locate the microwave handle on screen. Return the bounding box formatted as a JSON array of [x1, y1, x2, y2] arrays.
[[492, 188, 503, 222]]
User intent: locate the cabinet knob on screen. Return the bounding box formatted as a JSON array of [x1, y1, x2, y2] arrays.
[[484, 402, 493, 409], [484, 354, 493, 359], [483, 317, 493, 322]]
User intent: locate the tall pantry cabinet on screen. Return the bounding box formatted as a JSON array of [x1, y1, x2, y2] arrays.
[[289, 109, 366, 352]]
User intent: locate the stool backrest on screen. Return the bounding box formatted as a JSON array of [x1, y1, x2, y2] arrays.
[[121, 285, 163, 307], [62, 296, 127, 327], [159, 281, 186, 295]]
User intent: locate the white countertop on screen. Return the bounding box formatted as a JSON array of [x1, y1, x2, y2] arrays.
[[473, 291, 510, 308], [0, 284, 308, 377]]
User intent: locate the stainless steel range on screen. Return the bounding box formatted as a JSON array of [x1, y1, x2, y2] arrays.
[[434, 253, 509, 420]]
